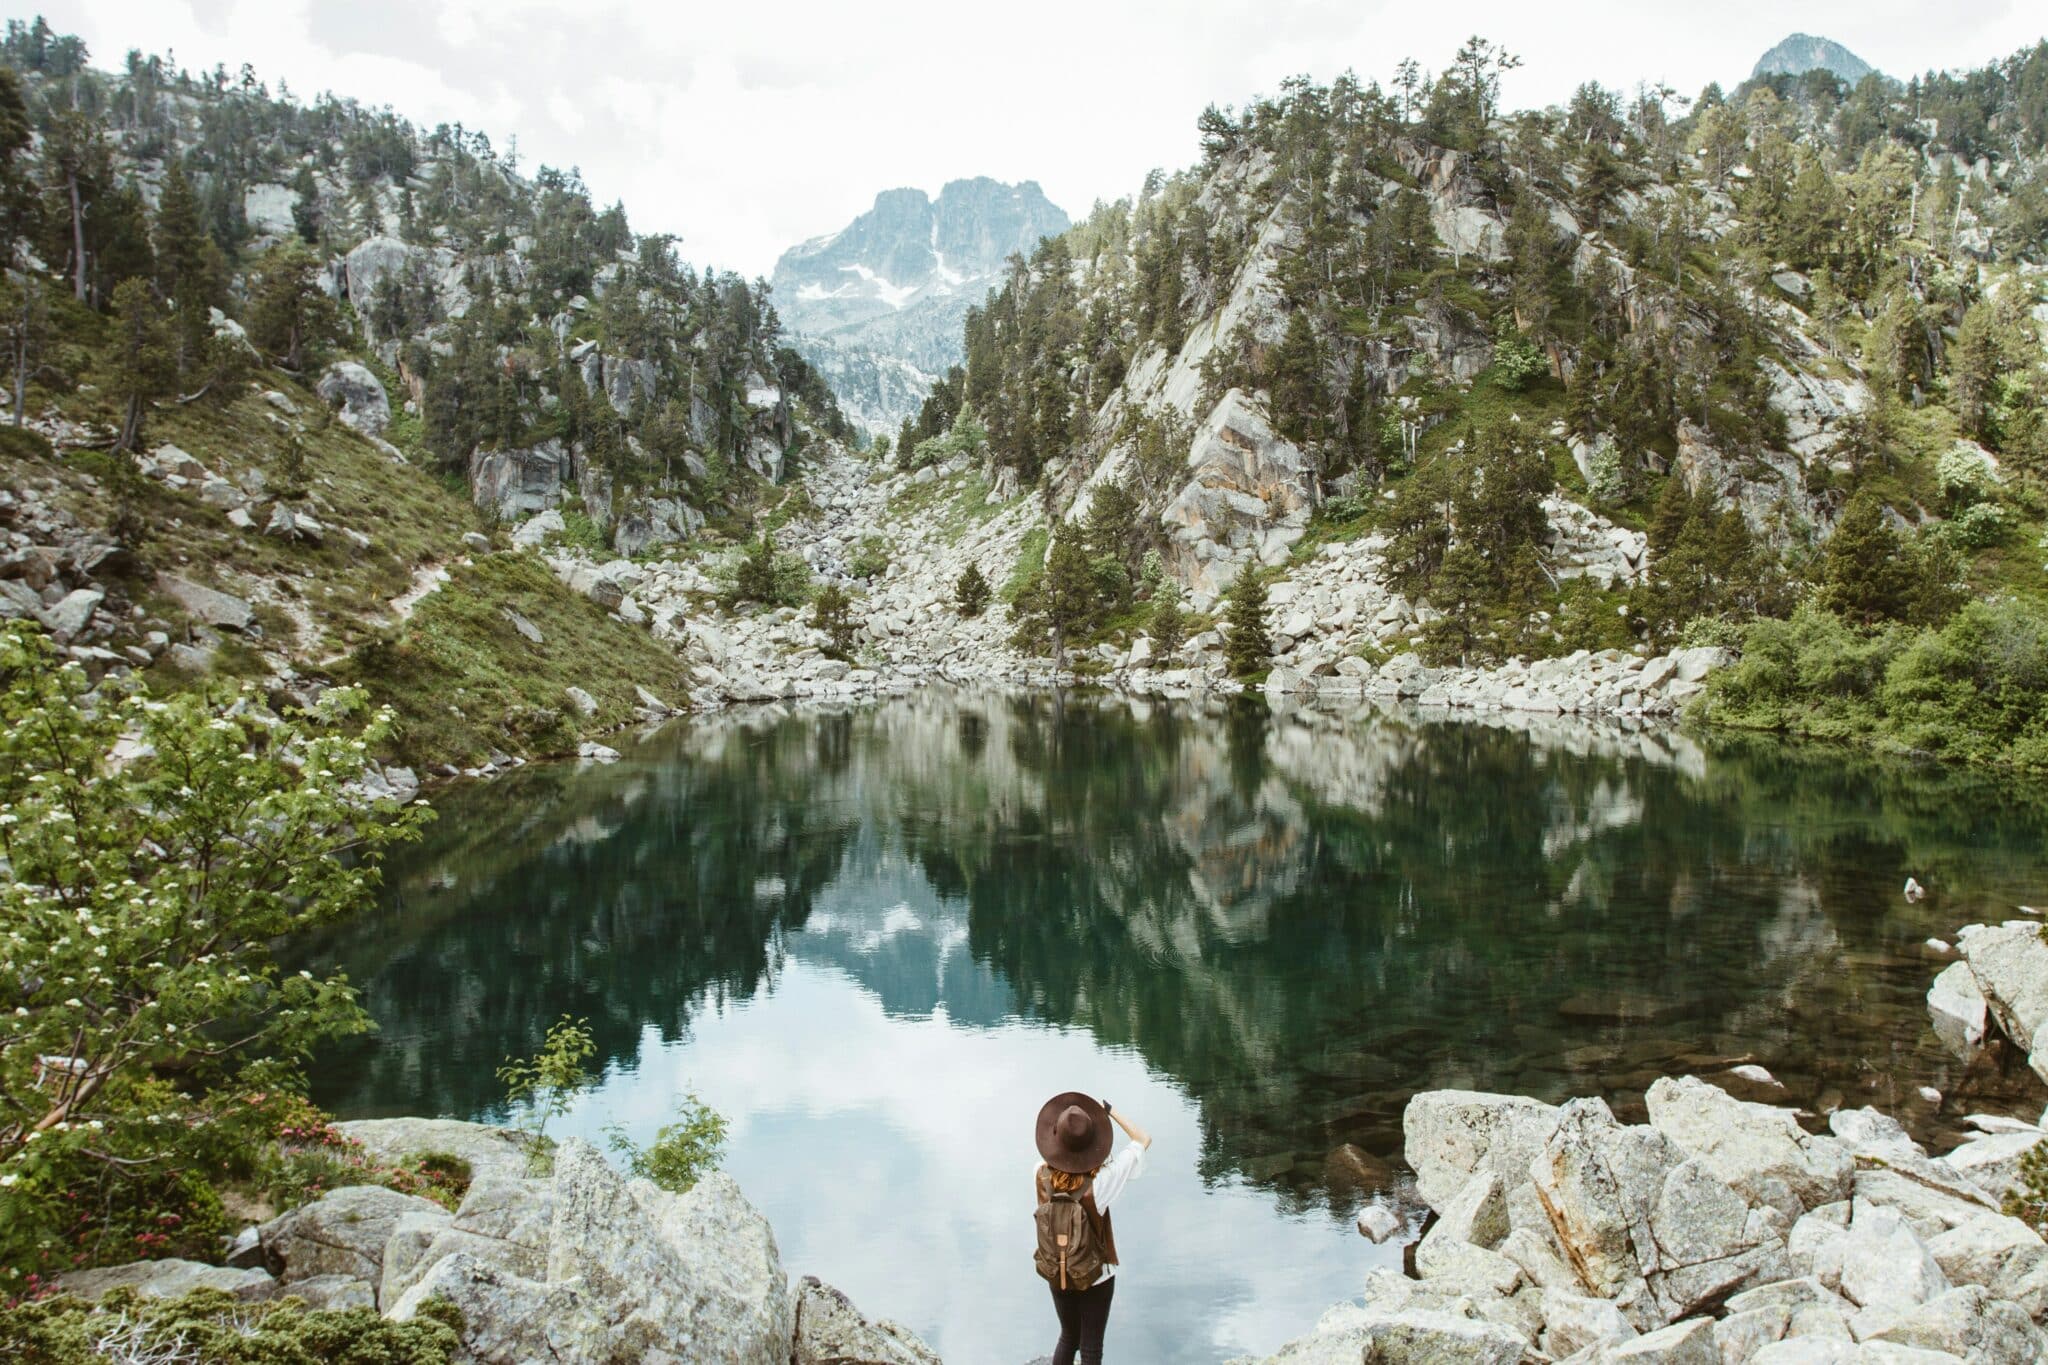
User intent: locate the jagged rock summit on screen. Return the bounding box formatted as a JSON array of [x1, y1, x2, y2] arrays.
[[1753, 33, 1878, 84], [773, 178, 1069, 434]]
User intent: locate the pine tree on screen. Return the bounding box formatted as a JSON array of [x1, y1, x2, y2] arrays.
[[955, 562, 991, 618], [290, 163, 322, 245], [106, 277, 174, 455], [153, 160, 217, 377], [811, 584, 860, 661], [1148, 578, 1186, 657], [246, 244, 341, 372], [1222, 567, 1271, 678], [1819, 492, 1914, 625]]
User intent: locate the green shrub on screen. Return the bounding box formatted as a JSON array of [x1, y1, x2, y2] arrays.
[[558, 507, 609, 553], [496, 1017, 596, 1174], [1703, 599, 2048, 771], [0, 1287, 463, 1363], [605, 1094, 727, 1195], [848, 536, 890, 580], [721, 532, 812, 609], [1490, 333, 1549, 392], [0, 627, 429, 1290]]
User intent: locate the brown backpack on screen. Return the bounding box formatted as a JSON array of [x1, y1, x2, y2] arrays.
[[1034, 1176, 1105, 1291]]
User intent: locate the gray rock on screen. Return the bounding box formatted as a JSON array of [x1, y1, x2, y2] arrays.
[[1817, 1204, 1947, 1308], [278, 1273, 375, 1310], [1604, 1316, 1717, 1363], [503, 607, 544, 643], [386, 1251, 607, 1363], [316, 361, 391, 436], [1402, 1089, 1562, 1211], [1356, 1204, 1403, 1244], [1927, 961, 1991, 1058], [791, 1276, 941, 1365], [462, 531, 492, 553], [1541, 1288, 1636, 1357], [258, 1184, 451, 1283], [546, 1140, 791, 1364], [60, 1258, 277, 1302], [578, 741, 620, 762], [1957, 921, 2048, 1083], [1259, 1299, 1525, 1365], [564, 685, 599, 716], [511, 508, 565, 550], [1925, 1213, 2048, 1314], [37, 587, 102, 641], [1939, 1130, 2045, 1204], [1646, 1075, 1853, 1221], [332, 1116, 533, 1185], [1858, 1285, 2045, 1362], [158, 574, 254, 632], [1413, 1239, 1525, 1297], [1532, 1098, 1790, 1330], [1828, 1108, 1926, 1162], [472, 440, 572, 520], [1429, 1170, 1509, 1251]]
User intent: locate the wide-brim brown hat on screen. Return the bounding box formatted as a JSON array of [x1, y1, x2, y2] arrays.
[[1036, 1091, 1113, 1173]]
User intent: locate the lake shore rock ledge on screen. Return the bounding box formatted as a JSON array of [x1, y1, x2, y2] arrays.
[[58, 1081, 2048, 1363], [1242, 1080, 2048, 1364]]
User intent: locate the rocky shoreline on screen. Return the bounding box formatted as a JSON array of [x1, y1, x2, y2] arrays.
[[526, 443, 1730, 728], [53, 1051, 2048, 1364]]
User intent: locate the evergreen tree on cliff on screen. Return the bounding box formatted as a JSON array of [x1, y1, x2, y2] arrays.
[[1222, 568, 1271, 679]]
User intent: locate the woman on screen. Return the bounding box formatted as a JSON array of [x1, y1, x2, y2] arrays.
[[1033, 1092, 1152, 1365]]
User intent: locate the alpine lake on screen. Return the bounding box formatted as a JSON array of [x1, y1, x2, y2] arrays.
[[305, 688, 2048, 1363]]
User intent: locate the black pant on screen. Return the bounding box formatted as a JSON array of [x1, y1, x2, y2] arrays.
[[1050, 1274, 1116, 1365]]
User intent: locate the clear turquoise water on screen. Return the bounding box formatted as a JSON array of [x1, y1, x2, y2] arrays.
[[308, 690, 2048, 1362]]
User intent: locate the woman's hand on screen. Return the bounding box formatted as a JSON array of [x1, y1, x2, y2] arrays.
[[1106, 1105, 1152, 1150]]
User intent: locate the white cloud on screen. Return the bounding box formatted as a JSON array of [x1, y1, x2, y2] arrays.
[[36, 2, 2047, 278]]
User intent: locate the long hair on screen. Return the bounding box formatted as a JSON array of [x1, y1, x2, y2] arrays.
[[1047, 1166, 1095, 1194]]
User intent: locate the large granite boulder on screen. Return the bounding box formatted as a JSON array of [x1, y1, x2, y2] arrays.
[[316, 361, 391, 437], [380, 1172, 553, 1309], [790, 1276, 941, 1365], [544, 1139, 791, 1364], [258, 1184, 451, 1284], [1645, 1076, 1854, 1222], [1957, 921, 2048, 1083], [387, 1251, 609, 1362], [1259, 1297, 1526, 1365], [1927, 960, 1991, 1058], [157, 574, 253, 632], [1531, 1098, 1791, 1329], [1402, 1089, 1562, 1211]]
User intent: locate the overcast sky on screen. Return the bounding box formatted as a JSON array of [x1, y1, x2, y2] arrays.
[[31, 1, 2048, 278]]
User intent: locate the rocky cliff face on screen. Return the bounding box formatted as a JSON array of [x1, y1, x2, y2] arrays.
[[772, 179, 1069, 433]]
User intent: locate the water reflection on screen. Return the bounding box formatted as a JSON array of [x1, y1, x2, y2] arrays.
[[307, 690, 2048, 1360]]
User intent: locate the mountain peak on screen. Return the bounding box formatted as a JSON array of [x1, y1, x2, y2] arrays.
[[771, 178, 1069, 433], [1752, 33, 1877, 84]]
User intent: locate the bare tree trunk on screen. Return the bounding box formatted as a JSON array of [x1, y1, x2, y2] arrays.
[[68, 175, 86, 303]]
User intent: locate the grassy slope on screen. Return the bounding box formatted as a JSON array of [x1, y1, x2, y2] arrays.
[[342, 552, 689, 766], [8, 348, 687, 770]]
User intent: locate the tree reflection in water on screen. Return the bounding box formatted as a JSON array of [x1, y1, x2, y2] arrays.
[[308, 688, 2048, 1210]]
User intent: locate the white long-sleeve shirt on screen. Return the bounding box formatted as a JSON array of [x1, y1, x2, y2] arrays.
[[1035, 1141, 1147, 1283]]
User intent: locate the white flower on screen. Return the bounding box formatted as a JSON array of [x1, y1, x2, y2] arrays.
[[1, 1174, 17, 1187]]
